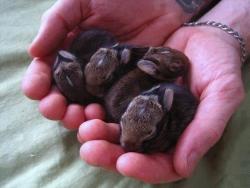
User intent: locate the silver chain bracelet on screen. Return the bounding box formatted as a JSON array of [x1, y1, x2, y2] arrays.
[[183, 21, 247, 65]]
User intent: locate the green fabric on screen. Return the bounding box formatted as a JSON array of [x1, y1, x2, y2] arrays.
[[0, 0, 249, 187]]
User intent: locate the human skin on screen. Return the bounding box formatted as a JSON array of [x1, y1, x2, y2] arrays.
[[22, 0, 211, 129], [22, 0, 248, 184], [78, 0, 248, 183]]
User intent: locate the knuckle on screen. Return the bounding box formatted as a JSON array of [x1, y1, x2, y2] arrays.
[[207, 126, 222, 145], [201, 128, 222, 150], [215, 74, 245, 104], [200, 125, 224, 150]]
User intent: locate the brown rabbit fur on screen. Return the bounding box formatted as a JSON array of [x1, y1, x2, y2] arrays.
[[120, 83, 198, 153], [104, 47, 190, 122]]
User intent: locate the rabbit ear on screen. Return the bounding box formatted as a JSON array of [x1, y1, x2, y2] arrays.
[[137, 60, 158, 76], [163, 88, 174, 111], [121, 49, 131, 64], [58, 50, 76, 62]]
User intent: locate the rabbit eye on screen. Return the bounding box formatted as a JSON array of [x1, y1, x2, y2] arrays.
[[144, 126, 158, 141], [100, 75, 107, 80], [147, 130, 153, 135], [145, 129, 155, 137]]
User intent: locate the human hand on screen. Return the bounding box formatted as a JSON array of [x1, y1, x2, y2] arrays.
[[21, 0, 191, 129], [77, 24, 245, 183]]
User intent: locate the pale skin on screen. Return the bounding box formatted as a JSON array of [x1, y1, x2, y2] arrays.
[[22, 0, 249, 184]]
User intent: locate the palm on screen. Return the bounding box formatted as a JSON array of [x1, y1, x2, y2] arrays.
[[63, 0, 182, 52], [78, 27, 245, 183], [22, 0, 245, 183], [164, 27, 244, 178], [78, 0, 176, 45], [167, 27, 243, 112]]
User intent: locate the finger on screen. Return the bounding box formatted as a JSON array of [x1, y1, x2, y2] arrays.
[[78, 119, 120, 143], [61, 104, 85, 130], [117, 153, 181, 184], [21, 58, 52, 100], [80, 140, 125, 171], [174, 79, 245, 177], [29, 0, 90, 57], [84, 103, 106, 120], [39, 88, 67, 120]]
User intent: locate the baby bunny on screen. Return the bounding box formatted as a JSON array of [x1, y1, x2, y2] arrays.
[[69, 28, 117, 67], [104, 68, 158, 122], [104, 47, 190, 122], [120, 83, 198, 153], [53, 29, 117, 103], [53, 50, 95, 104], [84, 44, 149, 97], [137, 47, 189, 81]]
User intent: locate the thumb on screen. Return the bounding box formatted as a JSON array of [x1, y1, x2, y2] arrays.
[[174, 79, 245, 177], [29, 0, 89, 57]]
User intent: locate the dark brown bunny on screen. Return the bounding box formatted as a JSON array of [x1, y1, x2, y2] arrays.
[[53, 50, 95, 104], [69, 29, 117, 67], [104, 68, 159, 122], [120, 83, 198, 153]]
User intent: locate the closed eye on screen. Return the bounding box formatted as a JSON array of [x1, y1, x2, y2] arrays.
[[160, 51, 170, 54], [65, 75, 74, 87], [144, 129, 157, 141]]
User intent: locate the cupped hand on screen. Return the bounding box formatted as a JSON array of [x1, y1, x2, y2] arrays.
[[22, 0, 187, 129], [78, 26, 245, 183]]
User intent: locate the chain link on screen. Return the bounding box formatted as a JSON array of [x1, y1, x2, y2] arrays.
[[183, 21, 247, 65]]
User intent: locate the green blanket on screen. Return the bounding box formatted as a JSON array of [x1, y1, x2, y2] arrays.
[[0, 0, 249, 187]]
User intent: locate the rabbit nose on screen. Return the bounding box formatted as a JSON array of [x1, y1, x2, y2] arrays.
[[121, 141, 140, 152]]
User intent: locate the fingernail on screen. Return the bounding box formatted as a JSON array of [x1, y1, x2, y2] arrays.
[[187, 151, 200, 175], [78, 122, 87, 135], [77, 133, 84, 143]]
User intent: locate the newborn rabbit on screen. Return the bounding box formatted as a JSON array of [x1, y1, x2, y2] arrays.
[[53, 50, 94, 103], [69, 29, 117, 67], [84, 44, 149, 97], [53, 29, 117, 103], [137, 47, 189, 81], [120, 83, 198, 153], [104, 47, 190, 122]]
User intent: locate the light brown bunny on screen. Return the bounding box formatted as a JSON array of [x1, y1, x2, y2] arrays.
[[137, 47, 189, 81], [84, 44, 149, 97]]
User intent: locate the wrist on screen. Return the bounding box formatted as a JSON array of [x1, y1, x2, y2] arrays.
[[184, 23, 246, 66], [172, 0, 218, 22], [189, 25, 240, 50], [184, 21, 246, 64], [162, 0, 217, 25], [199, 0, 250, 53]]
